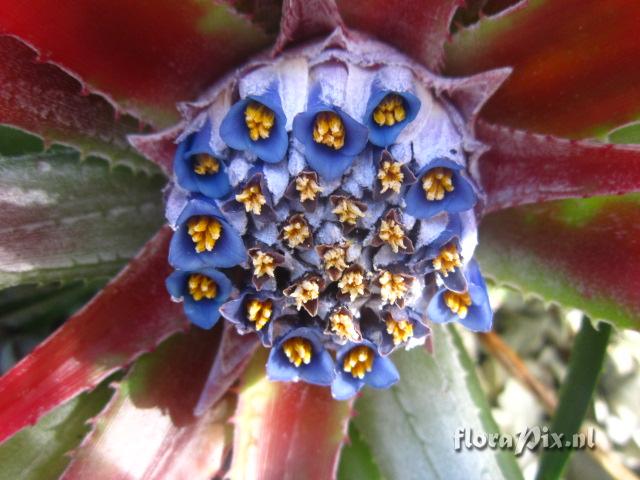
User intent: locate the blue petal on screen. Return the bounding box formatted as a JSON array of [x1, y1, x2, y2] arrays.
[[165, 270, 190, 299], [427, 289, 457, 324], [339, 108, 369, 156], [331, 372, 364, 400], [365, 355, 400, 389], [405, 158, 477, 219], [365, 88, 421, 147], [267, 347, 300, 382], [219, 98, 250, 151], [459, 261, 493, 332], [173, 139, 198, 192]]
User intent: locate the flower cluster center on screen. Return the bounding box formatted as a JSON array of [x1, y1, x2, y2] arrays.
[[332, 198, 365, 225], [188, 274, 218, 301], [282, 217, 311, 248], [330, 312, 359, 342], [378, 219, 406, 253], [372, 94, 406, 127], [386, 318, 414, 345], [432, 243, 462, 276], [193, 153, 220, 175], [283, 337, 312, 367], [251, 251, 276, 278], [313, 111, 345, 150], [245, 101, 275, 141], [287, 279, 320, 310], [187, 216, 222, 253], [295, 175, 322, 202], [378, 271, 408, 305], [247, 298, 273, 330], [377, 161, 404, 193], [322, 247, 348, 273], [444, 291, 472, 319], [338, 270, 367, 301], [343, 346, 374, 379], [422, 167, 454, 201], [235, 184, 266, 215]]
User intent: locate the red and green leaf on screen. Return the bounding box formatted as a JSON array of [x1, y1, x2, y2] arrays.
[[274, 0, 344, 53], [476, 121, 640, 212], [0, 227, 188, 443], [477, 195, 640, 331], [336, 0, 463, 72], [230, 349, 352, 480], [0, 2, 273, 127], [62, 327, 231, 480], [445, 0, 640, 139]]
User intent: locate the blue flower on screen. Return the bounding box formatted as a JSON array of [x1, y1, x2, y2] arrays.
[[331, 340, 399, 400], [405, 158, 477, 219], [166, 267, 232, 329], [427, 260, 493, 332], [168, 195, 246, 270], [173, 119, 231, 198], [267, 327, 335, 386], [360, 307, 430, 356], [292, 92, 368, 180], [219, 291, 277, 347], [220, 85, 288, 164], [364, 87, 420, 147]]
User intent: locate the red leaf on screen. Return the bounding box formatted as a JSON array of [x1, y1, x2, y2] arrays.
[[476, 122, 640, 212], [336, 0, 463, 71], [0, 1, 273, 126], [0, 36, 145, 164], [0, 226, 188, 443], [445, 0, 640, 138], [230, 350, 352, 480], [63, 327, 231, 480], [129, 125, 183, 176], [477, 196, 640, 330]]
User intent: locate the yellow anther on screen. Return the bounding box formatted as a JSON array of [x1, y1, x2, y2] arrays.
[[332, 199, 365, 225], [444, 290, 472, 319], [281, 217, 311, 249], [330, 312, 359, 342], [245, 101, 275, 141], [377, 161, 404, 194], [372, 94, 406, 127], [386, 318, 414, 345], [193, 154, 220, 175], [378, 219, 406, 253], [422, 167, 454, 201], [283, 337, 313, 367], [295, 175, 322, 202], [251, 251, 276, 278], [432, 243, 462, 277], [313, 111, 345, 150], [338, 270, 366, 302], [246, 298, 273, 331], [343, 345, 374, 379], [187, 274, 218, 301], [187, 216, 222, 253], [235, 184, 266, 215], [287, 279, 320, 310], [378, 271, 408, 305], [322, 247, 348, 274]]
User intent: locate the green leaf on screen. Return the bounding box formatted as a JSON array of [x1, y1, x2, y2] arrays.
[[0, 380, 113, 480], [536, 318, 611, 480], [0, 149, 165, 289], [338, 424, 385, 480], [353, 325, 523, 480], [0, 126, 43, 156]]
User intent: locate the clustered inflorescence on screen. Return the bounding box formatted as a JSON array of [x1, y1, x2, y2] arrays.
[[165, 30, 493, 400]]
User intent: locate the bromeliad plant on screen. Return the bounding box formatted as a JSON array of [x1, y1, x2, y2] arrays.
[[1, 0, 640, 478]]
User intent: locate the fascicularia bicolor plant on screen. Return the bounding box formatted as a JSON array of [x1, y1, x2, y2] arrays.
[[165, 31, 493, 398], [2, 0, 640, 478]]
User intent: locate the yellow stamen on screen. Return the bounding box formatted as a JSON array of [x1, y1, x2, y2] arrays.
[[377, 160, 404, 194], [313, 111, 345, 150], [281, 217, 311, 249], [378, 271, 408, 305], [332, 199, 365, 225], [343, 345, 374, 379], [372, 94, 406, 127], [283, 337, 312, 367], [193, 154, 220, 175], [246, 298, 273, 330], [378, 219, 406, 253], [187, 216, 222, 253], [295, 175, 322, 202], [386, 318, 414, 345], [245, 101, 275, 141], [444, 290, 472, 319], [287, 279, 320, 310], [187, 274, 218, 301], [422, 167, 454, 201], [235, 184, 266, 215], [322, 247, 348, 274], [338, 270, 367, 302], [432, 243, 462, 277], [330, 311, 359, 342], [251, 251, 276, 278]]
